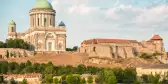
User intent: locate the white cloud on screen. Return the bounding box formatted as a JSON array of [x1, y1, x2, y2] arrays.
[[50, 0, 168, 50], [136, 5, 168, 27], [68, 4, 99, 15]]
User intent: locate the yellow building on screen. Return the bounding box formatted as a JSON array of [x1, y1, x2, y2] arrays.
[[136, 64, 168, 77]]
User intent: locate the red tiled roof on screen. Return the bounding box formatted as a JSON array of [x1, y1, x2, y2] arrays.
[[82, 38, 138, 45], [151, 35, 162, 40], [1, 73, 41, 78]]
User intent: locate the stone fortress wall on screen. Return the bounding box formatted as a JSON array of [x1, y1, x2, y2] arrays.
[[0, 48, 34, 59], [79, 35, 167, 59], [79, 44, 135, 59]]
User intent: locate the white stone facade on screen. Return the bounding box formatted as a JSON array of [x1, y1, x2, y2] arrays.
[[8, 3, 66, 52]]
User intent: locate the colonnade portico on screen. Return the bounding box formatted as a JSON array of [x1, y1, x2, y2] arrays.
[[30, 9, 56, 28]]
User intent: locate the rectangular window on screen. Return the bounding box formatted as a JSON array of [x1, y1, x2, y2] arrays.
[[44, 18, 46, 26]]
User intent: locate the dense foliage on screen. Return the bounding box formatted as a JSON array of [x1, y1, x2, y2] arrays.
[[0, 39, 31, 50], [66, 46, 78, 51], [139, 52, 162, 59], [0, 61, 168, 84]]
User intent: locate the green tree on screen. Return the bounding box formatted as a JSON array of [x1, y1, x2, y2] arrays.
[[53, 78, 59, 84], [47, 61, 53, 66], [10, 52, 14, 58], [141, 74, 149, 83], [1, 63, 8, 74], [107, 76, 117, 84], [5, 50, 9, 58], [21, 79, 27, 84], [45, 66, 54, 74], [95, 77, 100, 84], [149, 74, 161, 84], [0, 76, 4, 83], [112, 68, 124, 83], [87, 76, 93, 84], [13, 51, 16, 58], [26, 60, 32, 67], [66, 74, 80, 84], [76, 64, 86, 74], [23, 66, 33, 73], [123, 68, 137, 84], [72, 46, 78, 51], [87, 66, 99, 75], [9, 78, 17, 84], [97, 69, 118, 84], [80, 78, 86, 84], [0, 41, 4, 48], [60, 75, 66, 83], [5, 38, 30, 50], [45, 74, 53, 84]]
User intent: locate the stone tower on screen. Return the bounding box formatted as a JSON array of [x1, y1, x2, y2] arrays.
[[8, 20, 16, 33], [8, 20, 17, 39], [151, 35, 164, 53]]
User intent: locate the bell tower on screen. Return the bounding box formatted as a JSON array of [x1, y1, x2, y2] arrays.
[[8, 20, 16, 33], [8, 20, 17, 39], [151, 35, 163, 53]]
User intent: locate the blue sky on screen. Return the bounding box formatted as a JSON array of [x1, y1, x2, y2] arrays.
[[0, 0, 168, 51]]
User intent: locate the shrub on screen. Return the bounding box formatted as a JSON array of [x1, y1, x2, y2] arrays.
[[87, 76, 93, 84], [5, 50, 9, 58], [139, 53, 152, 59], [53, 78, 59, 84], [80, 78, 86, 84]]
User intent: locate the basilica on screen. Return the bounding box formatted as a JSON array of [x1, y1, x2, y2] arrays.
[[8, 0, 66, 52]]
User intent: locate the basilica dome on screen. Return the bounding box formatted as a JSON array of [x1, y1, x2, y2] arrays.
[[34, 0, 53, 9], [8, 20, 16, 25]]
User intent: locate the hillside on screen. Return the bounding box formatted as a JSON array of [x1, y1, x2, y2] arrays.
[[0, 52, 162, 68]]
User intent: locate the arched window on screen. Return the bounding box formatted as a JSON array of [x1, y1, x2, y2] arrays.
[[46, 33, 54, 38], [11, 27, 14, 32]]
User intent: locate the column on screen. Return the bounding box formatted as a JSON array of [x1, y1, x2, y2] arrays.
[[64, 35, 66, 51], [34, 15, 36, 27], [30, 15, 32, 27], [36, 14, 38, 27], [33, 15, 35, 27], [56, 34, 58, 51], [31, 15, 33, 27], [42, 14, 44, 27]]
